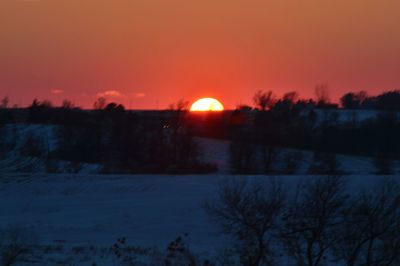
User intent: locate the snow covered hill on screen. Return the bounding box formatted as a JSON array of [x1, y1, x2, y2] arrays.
[[1, 123, 399, 175], [198, 137, 400, 175], [0, 124, 101, 174]]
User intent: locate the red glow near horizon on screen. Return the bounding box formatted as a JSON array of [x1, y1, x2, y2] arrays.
[[0, 0, 399, 109]]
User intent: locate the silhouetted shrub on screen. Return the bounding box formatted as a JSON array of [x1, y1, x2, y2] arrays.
[[164, 234, 199, 266], [0, 226, 37, 266]]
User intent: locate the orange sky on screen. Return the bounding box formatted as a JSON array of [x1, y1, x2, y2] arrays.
[[1, 0, 399, 109]]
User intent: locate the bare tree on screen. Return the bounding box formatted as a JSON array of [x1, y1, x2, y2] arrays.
[[0, 96, 9, 108], [279, 176, 347, 266], [169, 99, 189, 112], [205, 178, 286, 266], [61, 99, 74, 109], [168, 99, 189, 130], [94, 97, 107, 110], [283, 91, 299, 105], [253, 91, 276, 111], [333, 178, 400, 266], [167, 99, 193, 169], [41, 100, 53, 108], [314, 84, 330, 106]]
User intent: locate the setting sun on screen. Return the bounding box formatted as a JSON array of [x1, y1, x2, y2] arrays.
[[190, 98, 224, 112]]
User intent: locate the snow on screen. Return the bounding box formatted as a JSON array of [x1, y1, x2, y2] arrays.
[[0, 174, 399, 265], [0, 174, 225, 250], [306, 109, 400, 124], [0, 118, 399, 264], [198, 137, 400, 175], [0, 174, 396, 248], [0, 124, 102, 174]]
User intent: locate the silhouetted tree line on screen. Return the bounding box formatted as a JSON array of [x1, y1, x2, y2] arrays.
[[341, 90, 400, 110], [5, 98, 216, 174], [228, 89, 400, 174], [1, 88, 400, 173]]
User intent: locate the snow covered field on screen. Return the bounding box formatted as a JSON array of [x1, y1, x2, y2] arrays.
[[0, 174, 228, 264], [0, 174, 225, 250], [1, 174, 399, 265]]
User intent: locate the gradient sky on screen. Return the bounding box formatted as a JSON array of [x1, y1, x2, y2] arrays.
[[1, 0, 399, 109]]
